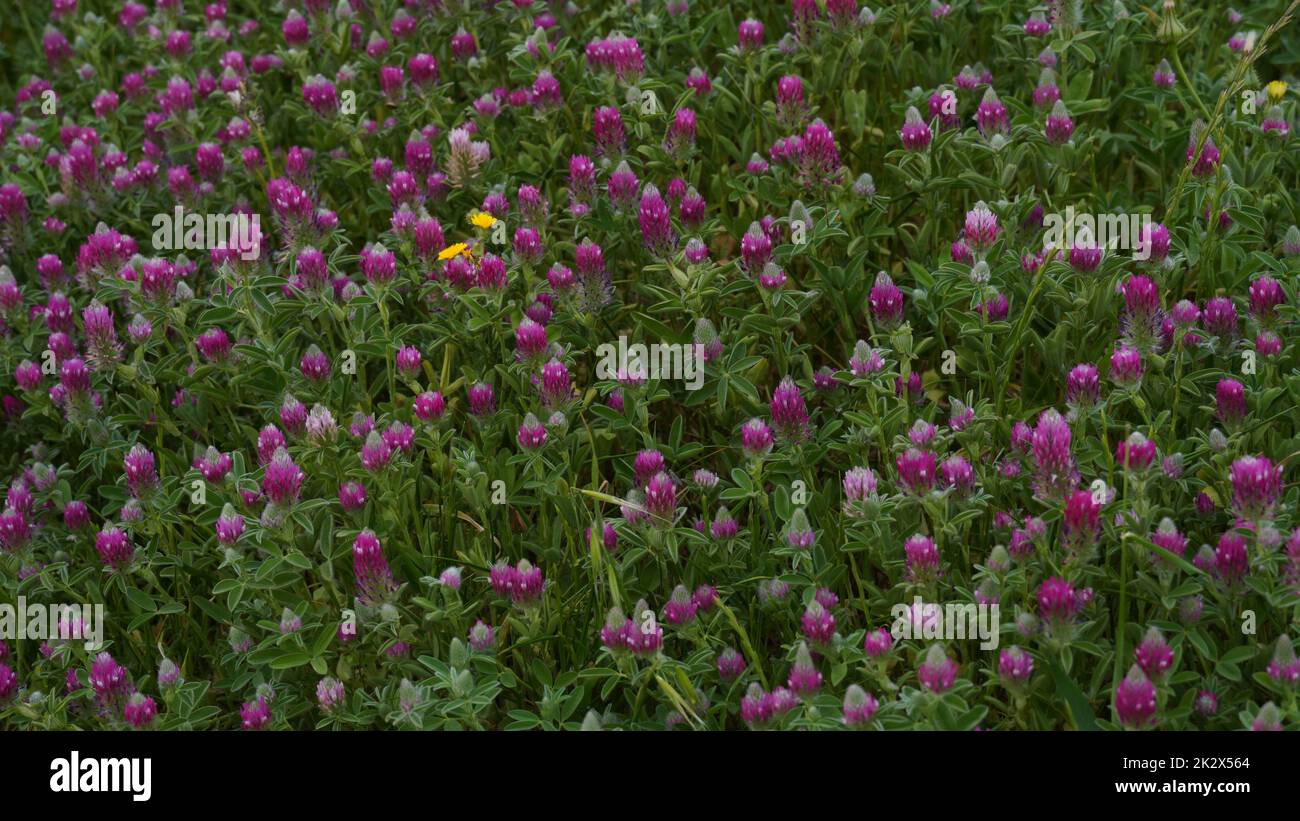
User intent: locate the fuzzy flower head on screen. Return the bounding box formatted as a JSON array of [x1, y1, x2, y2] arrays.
[[785, 507, 815, 549], [842, 466, 880, 518], [1251, 702, 1283, 732], [1214, 531, 1249, 585], [1118, 275, 1164, 351], [1109, 345, 1143, 387], [904, 533, 941, 581], [644, 472, 677, 526], [999, 646, 1034, 686], [123, 443, 159, 499], [638, 184, 676, 259], [216, 503, 244, 545], [975, 88, 1009, 137], [897, 448, 937, 496], [1037, 576, 1081, 629], [662, 585, 698, 626], [868, 271, 906, 329], [787, 642, 822, 697], [769, 377, 810, 442], [517, 413, 548, 451], [1230, 455, 1282, 521], [1134, 627, 1174, 680], [1065, 363, 1100, 412], [849, 340, 885, 377], [1030, 409, 1078, 501], [917, 644, 959, 693], [741, 418, 774, 460], [95, 526, 134, 570], [964, 201, 1000, 250], [801, 600, 836, 645], [1266, 635, 1300, 686], [1187, 121, 1220, 177], [1115, 432, 1157, 472], [467, 382, 496, 418], [1114, 664, 1157, 728], [842, 685, 878, 727], [900, 106, 932, 151], [1202, 297, 1240, 341], [352, 530, 399, 607], [941, 455, 976, 497], [1149, 518, 1187, 568], [1215, 378, 1247, 429]]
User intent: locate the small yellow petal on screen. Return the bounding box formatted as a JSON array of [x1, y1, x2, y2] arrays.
[[469, 212, 497, 229], [1266, 80, 1287, 104], [438, 242, 469, 261]]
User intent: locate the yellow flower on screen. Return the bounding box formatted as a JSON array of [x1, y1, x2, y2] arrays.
[[438, 242, 470, 261], [469, 212, 497, 230], [1266, 81, 1287, 104]]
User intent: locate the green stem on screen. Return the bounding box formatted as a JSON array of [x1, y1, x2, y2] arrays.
[[1114, 536, 1129, 694], [995, 253, 1052, 418], [1168, 48, 1211, 121]]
